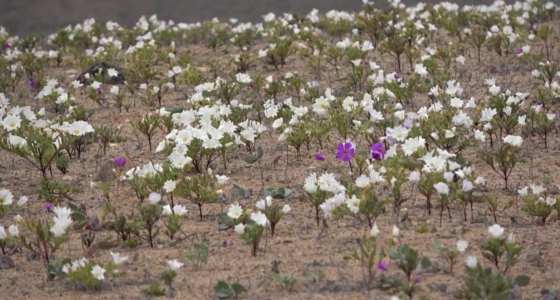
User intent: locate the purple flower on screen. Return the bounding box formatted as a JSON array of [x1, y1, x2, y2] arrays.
[[45, 203, 52, 211], [414, 276, 420, 283], [311, 81, 318, 87], [4, 43, 10, 48], [114, 157, 127, 166], [29, 81, 36, 88], [377, 261, 387, 271], [403, 118, 413, 128], [352, 28, 359, 35], [226, 27, 231, 33], [315, 153, 324, 161], [517, 48, 522, 54], [393, 73, 399, 79], [371, 143, 386, 160], [249, 82, 254, 88], [336, 142, 355, 162], [96, 88, 102, 94]]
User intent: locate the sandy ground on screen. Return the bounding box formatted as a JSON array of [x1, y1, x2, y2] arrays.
[[2, 0, 500, 36]]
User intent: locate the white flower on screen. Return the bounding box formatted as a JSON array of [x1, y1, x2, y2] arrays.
[[147, 192, 162, 204], [502, 135, 523, 147], [488, 224, 505, 238], [8, 224, 18, 237], [110, 252, 129, 264], [91, 81, 102, 89], [392, 225, 400, 237], [50, 223, 67, 237], [465, 256, 478, 268], [107, 68, 119, 77], [457, 240, 468, 252], [250, 212, 268, 226], [71, 80, 83, 89], [163, 180, 176, 193], [2, 114, 21, 131], [433, 182, 449, 195], [0, 189, 14, 205], [346, 195, 361, 214], [456, 55, 465, 65], [110, 85, 120, 95], [91, 265, 106, 280], [282, 204, 291, 213], [162, 205, 173, 215], [227, 204, 243, 219], [234, 223, 245, 235], [173, 205, 188, 216], [414, 63, 428, 76], [531, 184, 545, 195], [167, 259, 184, 270], [370, 222, 380, 237], [462, 180, 473, 192], [408, 171, 421, 182], [215, 175, 229, 185], [17, 196, 28, 206], [256, 197, 272, 210]]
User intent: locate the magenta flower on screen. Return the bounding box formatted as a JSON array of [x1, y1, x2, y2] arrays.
[[315, 154, 324, 161], [4, 43, 10, 48], [29, 81, 36, 88], [393, 73, 399, 79], [414, 276, 420, 283], [336, 142, 354, 162], [249, 82, 254, 88], [377, 261, 387, 271], [517, 48, 522, 54], [45, 203, 52, 211], [114, 157, 127, 166], [371, 143, 386, 160], [96, 88, 102, 94]]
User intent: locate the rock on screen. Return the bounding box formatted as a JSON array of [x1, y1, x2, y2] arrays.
[[62, 175, 74, 181], [76, 62, 127, 85], [453, 225, 465, 235], [95, 160, 117, 183], [471, 191, 484, 202], [0, 256, 15, 269]]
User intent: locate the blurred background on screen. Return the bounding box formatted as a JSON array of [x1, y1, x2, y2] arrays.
[[1, 0, 497, 37]]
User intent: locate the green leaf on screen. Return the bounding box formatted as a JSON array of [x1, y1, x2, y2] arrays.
[[73, 211, 88, 222], [214, 281, 231, 299], [73, 220, 89, 230], [257, 147, 264, 159], [170, 107, 185, 115], [421, 257, 432, 268], [245, 155, 258, 164], [513, 275, 530, 287], [231, 282, 244, 295]]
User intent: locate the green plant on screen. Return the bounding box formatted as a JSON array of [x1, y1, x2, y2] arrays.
[[183, 242, 210, 269], [142, 283, 167, 297], [272, 273, 297, 291], [214, 281, 244, 299]]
